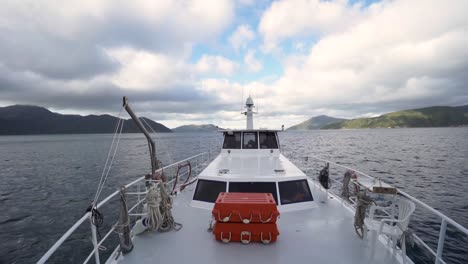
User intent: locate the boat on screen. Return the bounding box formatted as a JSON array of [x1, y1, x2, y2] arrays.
[[37, 96, 468, 264]]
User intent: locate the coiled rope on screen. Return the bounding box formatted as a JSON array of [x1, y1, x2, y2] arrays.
[[146, 185, 163, 231], [354, 192, 375, 239], [159, 183, 183, 231], [145, 183, 182, 232], [114, 187, 133, 253]]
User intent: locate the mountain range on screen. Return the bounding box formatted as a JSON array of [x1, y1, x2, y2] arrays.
[[0, 105, 172, 135], [323, 105, 468, 129], [2, 104, 467, 135], [287, 115, 347, 130], [287, 105, 468, 130], [172, 124, 221, 132]]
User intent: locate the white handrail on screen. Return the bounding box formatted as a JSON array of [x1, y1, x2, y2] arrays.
[[300, 154, 468, 264], [37, 152, 209, 264]]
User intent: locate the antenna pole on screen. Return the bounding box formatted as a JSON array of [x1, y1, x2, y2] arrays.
[[122, 96, 158, 175], [241, 87, 244, 114]]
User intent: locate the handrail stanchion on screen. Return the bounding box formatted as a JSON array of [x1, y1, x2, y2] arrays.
[[435, 219, 447, 264], [90, 217, 101, 264], [137, 183, 141, 204]]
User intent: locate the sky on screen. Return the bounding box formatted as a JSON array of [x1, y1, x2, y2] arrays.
[[0, 0, 467, 129]]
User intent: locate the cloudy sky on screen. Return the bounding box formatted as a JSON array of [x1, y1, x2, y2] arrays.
[[0, 0, 467, 129]]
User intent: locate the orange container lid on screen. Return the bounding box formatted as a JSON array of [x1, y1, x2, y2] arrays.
[[215, 192, 276, 205]]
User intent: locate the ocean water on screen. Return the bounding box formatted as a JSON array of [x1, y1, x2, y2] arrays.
[[0, 128, 467, 264]]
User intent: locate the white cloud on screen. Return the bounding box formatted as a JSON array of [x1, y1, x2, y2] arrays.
[[195, 55, 239, 76], [244, 50, 263, 72], [1, 0, 468, 130], [259, 0, 365, 50], [229, 24, 255, 51], [105, 47, 192, 91], [263, 0, 468, 116], [0, 0, 235, 79]]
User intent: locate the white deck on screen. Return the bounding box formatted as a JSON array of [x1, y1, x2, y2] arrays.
[[110, 180, 409, 264]]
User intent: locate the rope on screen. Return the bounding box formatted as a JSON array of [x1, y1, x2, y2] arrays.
[[342, 170, 351, 199], [354, 191, 375, 239], [93, 107, 125, 204], [146, 185, 162, 231], [114, 187, 133, 254], [318, 163, 330, 189], [86, 205, 106, 250], [113, 190, 130, 233], [158, 183, 183, 232]]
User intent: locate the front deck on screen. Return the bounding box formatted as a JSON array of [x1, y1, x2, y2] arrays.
[[111, 181, 408, 264]]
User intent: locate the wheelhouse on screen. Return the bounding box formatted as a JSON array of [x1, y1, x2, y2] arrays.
[[192, 178, 313, 206], [191, 129, 314, 211], [222, 130, 280, 150]]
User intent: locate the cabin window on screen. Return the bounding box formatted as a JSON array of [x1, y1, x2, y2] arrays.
[[259, 132, 278, 149], [278, 180, 313, 205], [243, 132, 258, 149], [193, 179, 227, 203], [229, 182, 278, 204], [223, 132, 241, 149]]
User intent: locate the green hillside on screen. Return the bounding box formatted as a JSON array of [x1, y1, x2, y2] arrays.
[[322, 105, 468, 129], [287, 115, 347, 130]]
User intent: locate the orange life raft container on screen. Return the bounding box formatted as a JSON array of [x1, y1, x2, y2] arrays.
[[211, 192, 280, 244], [213, 222, 279, 244], [212, 192, 280, 224]]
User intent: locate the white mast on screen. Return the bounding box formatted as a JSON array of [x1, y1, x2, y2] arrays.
[[244, 96, 256, 129]]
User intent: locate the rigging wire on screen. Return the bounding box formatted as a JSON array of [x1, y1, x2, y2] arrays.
[[93, 108, 125, 204], [92, 107, 123, 203]]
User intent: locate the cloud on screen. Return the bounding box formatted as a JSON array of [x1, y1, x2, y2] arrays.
[[244, 50, 263, 72], [0, 0, 235, 80], [259, 0, 364, 50], [195, 55, 239, 76], [0, 0, 238, 125], [229, 24, 255, 51], [1, 0, 468, 129], [257, 0, 468, 125]]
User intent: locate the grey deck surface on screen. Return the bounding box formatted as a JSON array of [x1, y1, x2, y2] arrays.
[[114, 182, 404, 264]]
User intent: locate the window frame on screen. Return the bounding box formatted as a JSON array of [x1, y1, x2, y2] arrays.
[[222, 131, 242, 149], [242, 131, 259, 149], [258, 131, 279, 149], [278, 179, 314, 205], [228, 181, 279, 204], [193, 179, 227, 203]]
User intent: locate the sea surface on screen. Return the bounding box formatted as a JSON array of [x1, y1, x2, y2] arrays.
[[0, 128, 467, 264]]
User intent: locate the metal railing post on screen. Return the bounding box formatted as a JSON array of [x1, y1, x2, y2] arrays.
[[137, 183, 141, 204], [90, 218, 101, 264], [435, 219, 447, 264]]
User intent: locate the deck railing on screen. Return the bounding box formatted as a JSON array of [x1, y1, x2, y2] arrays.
[[295, 154, 468, 264], [37, 152, 211, 264]]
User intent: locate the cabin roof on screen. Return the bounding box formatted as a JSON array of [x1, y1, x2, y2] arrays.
[[198, 153, 306, 181]]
